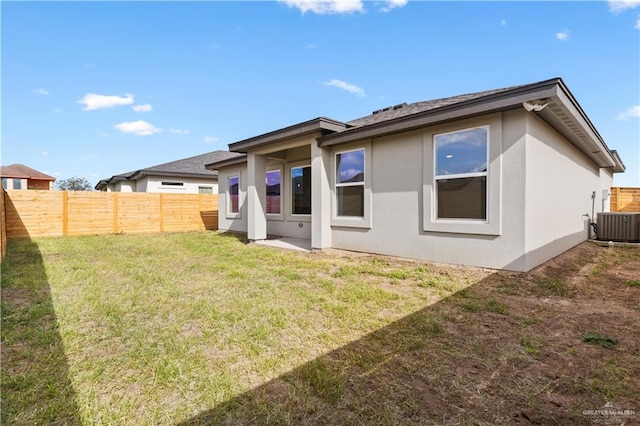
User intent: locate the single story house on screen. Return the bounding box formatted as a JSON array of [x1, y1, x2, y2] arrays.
[[0, 164, 56, 190], [96, 150, 243, 194], [206, 78, 625, 271]]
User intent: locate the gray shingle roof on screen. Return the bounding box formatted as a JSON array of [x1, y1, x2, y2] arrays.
[[140, 150, 243, 176], [96, 150, 243, 189], [347, 84, 526, 128]]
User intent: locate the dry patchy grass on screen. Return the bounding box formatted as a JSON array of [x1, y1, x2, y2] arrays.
[[1, 233, 639, 425]]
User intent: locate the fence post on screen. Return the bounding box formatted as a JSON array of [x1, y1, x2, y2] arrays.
[[1, 186, 6, 259], [62, 191, 69, 236], [159, 194, 164, 233], [112, 193, 118, 233]]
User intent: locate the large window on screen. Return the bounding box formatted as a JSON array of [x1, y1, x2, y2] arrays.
[[228, 176, 239, 214], [198, 186, 213, 194], [291, 166, 311, 215], [13, 178, 22, 190], [335, 149, 365, 217], [265, 170, 281, 215], [1, 178, 7, 190], [434, 127, 488, 220]]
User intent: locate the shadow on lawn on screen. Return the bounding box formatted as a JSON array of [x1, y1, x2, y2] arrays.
[[178, 240, 631, 425], [179, 278, 506, 425], [1, 238, 80, 424]]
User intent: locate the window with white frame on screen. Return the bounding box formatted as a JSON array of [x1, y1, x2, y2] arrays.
[[228, 176, 239, 214], [335, 149, 365, 217], [291, 166, 311, 215], [434, 126, 488, 220], [265, 170, 281, 215], [198, 186, 213, 194]]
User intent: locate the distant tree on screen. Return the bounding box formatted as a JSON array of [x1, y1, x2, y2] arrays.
[[54, 176, 94, 191]]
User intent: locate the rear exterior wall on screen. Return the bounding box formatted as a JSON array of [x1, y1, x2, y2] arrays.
[[330, 110, 530, 271], [522, 113, 612, 270]]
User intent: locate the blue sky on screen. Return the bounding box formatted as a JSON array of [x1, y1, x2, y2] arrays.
[[2, 1, 639, 187]]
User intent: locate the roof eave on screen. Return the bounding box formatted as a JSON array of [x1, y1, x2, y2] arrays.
[[228, 117, 348, 153], [534, 80, 616, 169], [205, 154, 248, 170], [318, 78, 620, 170], [318, 79, 563, 147], [609, 150, 626, 173]]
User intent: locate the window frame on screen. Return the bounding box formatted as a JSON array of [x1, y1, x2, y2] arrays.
[[265, 167, 284, 221], [434, 125, 489, 222], [288, 162, 312, 221], [13, 178, 22, 190], [422, 114, 502, 236], [198, 186, 213, 194], [226, 174, 241, 218], [331, 141, 372, 229]]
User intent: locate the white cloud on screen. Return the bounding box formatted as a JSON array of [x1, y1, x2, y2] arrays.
[[379, 0, 407, 13], [169, 128, 190, 134], [306, 43, 316, 49], [203, 136, 220, 144], [98, 131, 112, 138], [114, 120, 162, 136], [322, 79, 366, 97], [41, 151, 49, 156], [556, 30, 570, 41], [608, 0, 640, 12], [52, 108, 63, 113], [636, 16, 640, 28], [615, 105, 640, 120], [501, 19, 507, 27], [33, 88, 49, 95], [132, 103, 152, 112], [340, 168, 362, 180], [279, 0, 364, 14], [78, 93, 134, 111]]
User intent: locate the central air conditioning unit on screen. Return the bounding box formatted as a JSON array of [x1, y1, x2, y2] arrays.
[[597, 212, 640, 243]]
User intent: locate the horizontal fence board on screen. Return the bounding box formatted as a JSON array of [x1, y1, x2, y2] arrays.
[[611, 187, 640, 213], [3, 190, 218, 238]]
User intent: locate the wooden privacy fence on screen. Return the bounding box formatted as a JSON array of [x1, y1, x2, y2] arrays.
[[3, 190, 218, 238], [610, 187, 640, 213], [1, 187, 6, 259]]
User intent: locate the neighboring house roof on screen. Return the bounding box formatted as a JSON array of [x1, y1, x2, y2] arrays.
[[96, 150, 243, 190], [206, 78, 625, 173], [0, 164, 56, 181]]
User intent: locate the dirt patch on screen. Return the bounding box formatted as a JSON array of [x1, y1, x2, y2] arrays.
[[201, 242, 640, 425]]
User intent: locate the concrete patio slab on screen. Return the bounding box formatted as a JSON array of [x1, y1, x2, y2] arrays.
[[253, 237, 312, 252]]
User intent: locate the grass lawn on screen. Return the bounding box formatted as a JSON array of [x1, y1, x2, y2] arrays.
[[2, 232, 639, 425]]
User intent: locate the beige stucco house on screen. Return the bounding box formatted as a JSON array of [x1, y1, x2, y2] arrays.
[[206, 78, 625, 271]]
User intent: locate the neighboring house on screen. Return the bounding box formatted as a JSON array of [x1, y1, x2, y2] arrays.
[[96, 150, 243, 194], [206, 78, 625, 272], [0, 164, 55, 190]]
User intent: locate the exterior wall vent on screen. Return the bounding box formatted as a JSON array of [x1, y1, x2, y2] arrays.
[[597, 212, 640, 243]]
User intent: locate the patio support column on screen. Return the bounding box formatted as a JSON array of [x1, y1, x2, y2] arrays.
[[311, 140, 332, 249], [247, 152, 267, 241]]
